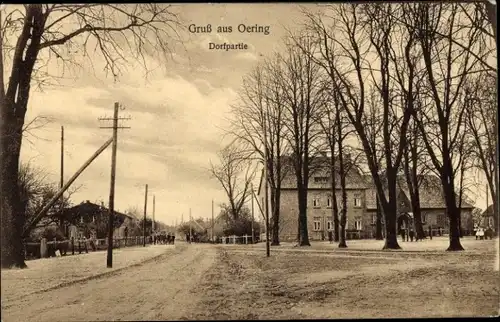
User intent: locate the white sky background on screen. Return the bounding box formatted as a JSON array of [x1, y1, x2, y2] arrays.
[[5, 4, 493, 227], [13, 4, 315, 224]]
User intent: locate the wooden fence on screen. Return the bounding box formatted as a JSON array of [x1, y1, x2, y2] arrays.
[[216, 235, 259, 245], [24, 236, 152, 260]]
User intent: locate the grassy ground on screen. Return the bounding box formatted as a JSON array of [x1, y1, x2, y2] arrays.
[[186, 238, 499, 319]]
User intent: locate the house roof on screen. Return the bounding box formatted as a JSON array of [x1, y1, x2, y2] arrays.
[[64, 200, 133, 220], [363, 174, 474, 210], [259, 155, 367, 192]]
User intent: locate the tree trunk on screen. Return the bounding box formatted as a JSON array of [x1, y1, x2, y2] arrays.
[[375, 194, 383, 240], [1, 115, 28, 268], [338, 207, 347, 248], [297, 185, 310, 246], [486, 178, 498, 236], [332, 203, 340, 242], [271, 187, 280, 246], [412, 202, 425, 240], [329, 150, 339, 242], [382, 170, 401, 250], [381, 199, 400, 249], [441, 169, 464, 251]]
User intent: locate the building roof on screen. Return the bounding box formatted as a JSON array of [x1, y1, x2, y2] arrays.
[[258, 155, 366, 194], [64, 200, 133, 220], [363, 174, 474, 210]]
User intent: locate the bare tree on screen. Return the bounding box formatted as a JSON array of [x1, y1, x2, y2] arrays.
[[228, 57, 288, 246], [275, 35, 326, 246], [408, 2, 491, 250], [465, 71, 497, 235], [0, 4, 183, 268], [401, 116, 434, 240], [316, 91, 357, 248], [298, 4, 416, 249], [210, 145, 256, 221], [18, 162, 81, 238]]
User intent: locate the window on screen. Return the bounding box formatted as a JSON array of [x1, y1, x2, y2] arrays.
[[437, 214, 445, 226], [354, 197, 362, 208], [92, 215, 95, 223], [327, 220, 333, 231], [80, 216, 84, 224], [422, 213, 427, 224], [372, 214, 377, 225], [489, 217, 494, 227], [314, 177, 328, 184], [313, 217, 321, 231], [354, 218, 362, 230], [313, 198, 320, 208], [327, 198, 332, 208]]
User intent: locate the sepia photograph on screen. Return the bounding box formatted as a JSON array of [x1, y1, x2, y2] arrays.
[[0, 2, 498, 321]]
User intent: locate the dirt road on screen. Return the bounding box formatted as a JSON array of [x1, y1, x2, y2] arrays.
[[2, 243, 217, 322]]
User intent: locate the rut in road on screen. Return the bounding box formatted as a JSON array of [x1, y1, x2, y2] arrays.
[[2, 244, 217, 322]]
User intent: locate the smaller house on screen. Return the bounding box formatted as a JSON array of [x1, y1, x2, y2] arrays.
[[62, 200, 135, 239]]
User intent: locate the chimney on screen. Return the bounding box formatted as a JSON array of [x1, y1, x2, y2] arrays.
[[86, 200, 90, 203]]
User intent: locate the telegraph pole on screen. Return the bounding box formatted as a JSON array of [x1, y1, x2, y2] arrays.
[[152, 195, 156, 233], [60, 126, 65, 235], [251, 183, 255, 244], [143, 184, 148, 247], [189, 208, 192, 243], [211, 199, 215, 242], [99, 102, 131, 268]]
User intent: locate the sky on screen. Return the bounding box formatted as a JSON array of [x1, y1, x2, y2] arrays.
[[17, 3, 318, 225], [10, 3, 493, 227]]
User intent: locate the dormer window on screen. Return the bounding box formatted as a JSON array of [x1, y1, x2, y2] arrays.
[[314, 177, 328, 184]]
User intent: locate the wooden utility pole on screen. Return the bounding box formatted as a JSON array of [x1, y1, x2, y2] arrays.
[[60, 126, 65, 235], [263, 112, 270, 257], [189, 208, 192, 243], [251, 183, 255, 244], [152, 195, 156, 233], [143, 184, 148, 247], [99, 102, 131, 268], [211, 199, 215, 242]]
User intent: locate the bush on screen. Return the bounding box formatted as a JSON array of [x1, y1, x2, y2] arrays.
[[28, 225, 65, 242]]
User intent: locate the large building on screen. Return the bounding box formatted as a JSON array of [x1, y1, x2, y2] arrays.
[[258, 157, 474, 242]]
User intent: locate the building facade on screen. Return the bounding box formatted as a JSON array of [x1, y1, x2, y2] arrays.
[[258, 158, 475, 242]]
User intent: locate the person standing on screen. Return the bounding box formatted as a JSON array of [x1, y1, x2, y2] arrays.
[[409, 228, 415, 242], [428, 225, 433, 240]]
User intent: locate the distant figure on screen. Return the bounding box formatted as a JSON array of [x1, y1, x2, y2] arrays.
[[486, 227, 493, 240], [124, 227, 129, 246], [328, 231, 333, 243], [400, 228, 406, 242], [172, 235, 175, 245], [428, 226, 433, 240], [409, 229, 414, 242], [479, 228, 485, 240]]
